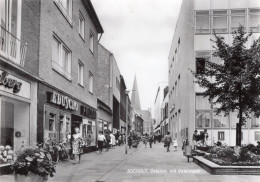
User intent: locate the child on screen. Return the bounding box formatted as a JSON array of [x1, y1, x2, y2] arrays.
[[173, 138, 178, 152]]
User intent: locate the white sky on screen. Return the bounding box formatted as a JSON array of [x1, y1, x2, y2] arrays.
[[92, 0, 183, 110]]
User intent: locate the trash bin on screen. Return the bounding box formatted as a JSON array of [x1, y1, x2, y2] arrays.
[[185, 145, 192, 156]]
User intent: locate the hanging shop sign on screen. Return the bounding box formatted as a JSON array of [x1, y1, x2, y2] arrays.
[[0, 70, 31, 99], [47, 91, 78, 111], [80, 105, 96, 119]]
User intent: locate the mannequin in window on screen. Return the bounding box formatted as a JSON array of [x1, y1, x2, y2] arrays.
[[72, 127, 82, 164]]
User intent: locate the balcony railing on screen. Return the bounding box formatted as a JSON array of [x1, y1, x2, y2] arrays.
[[0, 26, 27, 66]]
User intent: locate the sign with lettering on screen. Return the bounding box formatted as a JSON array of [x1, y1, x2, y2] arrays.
[[80, 105, 96, 119], [0, 70, 31, 99], [48, 91, 78, 111]]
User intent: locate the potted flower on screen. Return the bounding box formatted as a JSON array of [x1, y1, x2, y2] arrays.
[[11, 147, 56, 182]]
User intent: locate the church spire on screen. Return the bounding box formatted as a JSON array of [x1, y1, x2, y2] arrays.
[[131, 74, 141, 111]]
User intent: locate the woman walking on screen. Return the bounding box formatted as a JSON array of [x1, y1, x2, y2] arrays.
[[72, 127, 82, 164], [97, 131, 106, 153]]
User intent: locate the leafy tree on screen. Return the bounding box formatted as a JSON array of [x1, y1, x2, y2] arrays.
[[192, 26, 260, 146]]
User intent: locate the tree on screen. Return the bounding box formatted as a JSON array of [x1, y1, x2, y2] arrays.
[[192, 26, 260, 146]]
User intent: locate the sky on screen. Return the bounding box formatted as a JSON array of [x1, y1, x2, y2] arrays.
[[92, 0, 183, 110]]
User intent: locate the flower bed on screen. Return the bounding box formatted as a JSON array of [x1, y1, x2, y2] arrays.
[[203, 144, 260, 166]]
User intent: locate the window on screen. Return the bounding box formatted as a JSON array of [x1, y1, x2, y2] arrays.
[[54, 0, 72, 23], [213, 112, 229, 128], [195, 51, 210, 74], [212, 10, 228, 33], [255, 131, 260, 141], [49, 113, 55, 132], [196, 95, 211, 128], [89, 72, 94, 93], [78, 61, 84, 86], [195, 11, 210, 33], [249, 9, 260, 32], [230, 111, 248, 128], [89, 31, 94, 53], [218, 132, 225, 140], [79, 11, 85, 39], [251, 113, 260, 128], [230, 9, 246, 32], [211, 51, 224, 65], [52, 35, 72, 80], [175, 49, 178, 63]]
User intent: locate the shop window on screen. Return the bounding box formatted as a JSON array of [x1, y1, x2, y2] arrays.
[[79, 11, 85, 40], [99, 120, 103, 133], [212, 10, 228, 33], [230, 9, 246, 32], [249, 9, 260, 32], [89, 72, 94, 93], [0, 97, 30, 162], [195, 95, 211, 128], [255, 131, 260, 141], [49, 113, 55, 132], [218, 131, 225, 140], [195, 11, 210, 33], [59, 115, 64, 132], [89, 31, 94, 53], [52, 35, 72, 80]]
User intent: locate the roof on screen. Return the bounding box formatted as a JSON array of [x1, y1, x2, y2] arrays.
[[131, 74, 141, 111], [82, 0, 104, 33]]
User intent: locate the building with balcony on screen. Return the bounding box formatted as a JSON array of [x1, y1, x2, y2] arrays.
[[0, 0, 40, 170], [36, 0, 103, 152], [96, 43, 121, 134], [168, 0, 260, 146]]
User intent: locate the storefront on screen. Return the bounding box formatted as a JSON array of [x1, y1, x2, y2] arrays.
[[0, 69, 38, 168], [97, 99, 113, 134], [37, 83, 97, 153]]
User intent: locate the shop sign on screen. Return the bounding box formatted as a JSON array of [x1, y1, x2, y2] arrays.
[[0, 70, 30, 99], [48, 92, 78, 111], [80, 105, 96, 119]]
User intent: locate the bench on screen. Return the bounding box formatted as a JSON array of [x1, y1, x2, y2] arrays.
[[183, 152, 196, 162]]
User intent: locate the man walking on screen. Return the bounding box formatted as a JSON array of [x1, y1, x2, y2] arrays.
[[164, 132, 172, 152]]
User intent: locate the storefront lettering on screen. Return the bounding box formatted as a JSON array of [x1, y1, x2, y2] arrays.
[[0, 71, 22, 93], [49, 92, 78, 111], [81, 105, 96, 119]]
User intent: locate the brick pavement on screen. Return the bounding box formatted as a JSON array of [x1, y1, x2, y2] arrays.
[[1, 143, 259, 182]]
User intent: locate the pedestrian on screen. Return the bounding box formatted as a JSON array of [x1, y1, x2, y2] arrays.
[[128, 135, 133, 148], [154, 134, 157, 144], [105, 132, 111, 151], [173, 138, 178, 152], [149, 135, 154, 148], [118, 135, 122, 146], [97, 131, 106, 153], [202, 129, 208, 146], [192, 130, 198, 150], [143, 134, 148, 148], [72, 127, 82, 164], [110, 131, 116, 149], [164, 132, 172, 152]]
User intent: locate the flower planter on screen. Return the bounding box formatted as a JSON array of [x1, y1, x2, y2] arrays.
[[14, 173, 48, 182]]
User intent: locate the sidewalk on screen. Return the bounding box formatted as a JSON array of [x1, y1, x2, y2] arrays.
[[1, 143, 259, 182]]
